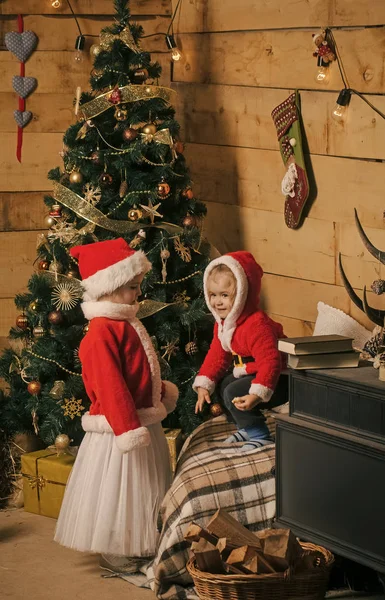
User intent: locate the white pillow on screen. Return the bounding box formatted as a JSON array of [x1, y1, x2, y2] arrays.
[[313, 301, 373, 350]]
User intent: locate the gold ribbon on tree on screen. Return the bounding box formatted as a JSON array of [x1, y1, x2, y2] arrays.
[[100, 27, 141, 53], [79, 85, 177, 121], [140, 128, 173, 148], [137, 299, 175, 319], [53, 182, 182, 235]]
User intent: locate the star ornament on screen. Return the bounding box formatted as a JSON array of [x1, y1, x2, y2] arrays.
[[52, 282, 82, 311], [61, 396, 85, 420], [139, 200, 163, 224]]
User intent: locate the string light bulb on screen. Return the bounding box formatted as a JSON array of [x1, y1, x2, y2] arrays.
[[74, 35, 85, 63], [51, 0, 62, 7], [165, 34, 183, 62], [331, 89, 352, 123], [315, 57, 329, 84]]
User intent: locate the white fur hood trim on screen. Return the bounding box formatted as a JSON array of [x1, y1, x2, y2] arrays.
[[81, 300, 139, 321]]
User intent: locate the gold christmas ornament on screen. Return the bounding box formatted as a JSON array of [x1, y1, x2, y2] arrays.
[[54, 433, 71, 455], [210, 403, 224, 417], [66, 269, 78, 279], [44, 215, 56, 228], [119, 181, 128, 198], [157, 182, 171, 197], [27, 380, 42, 395], [182, 215, 196, 228], [160, 248, 170, 283], [128, 208, 143, 222], [38, 259, 50, 271], [161, 339, 180, 361], [16, 314, 29, 330], [114, 106, 128, 121], [83, 323, 90, 334], [29, 300, 40, 312], [61, 396, 85, 420], [173, 290, 191, 307], [90, 44, 102, 58], [142, 123, 157, 136], [52, 282, 82, 311], [33, 325, 45, 338], [69, 170, 83, 184], [83, 182, 102, 206], [122, 127, 138, 142], [50, 380, 65, 400]]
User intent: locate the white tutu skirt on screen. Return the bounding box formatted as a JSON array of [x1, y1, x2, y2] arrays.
[[54, 422, 171, 557]]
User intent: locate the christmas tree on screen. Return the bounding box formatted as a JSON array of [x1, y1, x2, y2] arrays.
[[0, 0, 215, 452]]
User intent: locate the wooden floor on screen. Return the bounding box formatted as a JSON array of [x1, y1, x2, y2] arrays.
[[0, 509, 154, 599]]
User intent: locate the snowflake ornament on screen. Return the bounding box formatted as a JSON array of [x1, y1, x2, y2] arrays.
[[174, 237, 192, 262], [52, 282, 82, 311], [61, 396, 85, 420], [83, 183, 102, 206]]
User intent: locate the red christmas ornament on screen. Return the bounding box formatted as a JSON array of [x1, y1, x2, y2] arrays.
[[38, 260, 50, 271], [28, 381, 42, 395], [210, 403, 223, 417], [182, 188, 194, 200], [16, 315, 29, 330], [48, 310, 64, 325], [122, 127, 138, 142], [49, 204, 62, 218], [99, 172, 113, 186], [108, 86, 122, 104], [157, 182, 171, 197]]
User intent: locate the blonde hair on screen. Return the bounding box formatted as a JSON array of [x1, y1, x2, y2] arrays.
[[207, 264, 236, 297]]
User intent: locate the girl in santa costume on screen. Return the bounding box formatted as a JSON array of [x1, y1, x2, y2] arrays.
[[54, 238, 178, 573], [193, 251, 286, 451]]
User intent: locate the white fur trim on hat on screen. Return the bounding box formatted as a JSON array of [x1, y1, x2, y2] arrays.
[[81, 300, 139, 321], [162, 380, 179, 413], [249, 383, 273, 402], [204, 255, 248, 352], [115, 426, 151, 453], [233, 365, 247, 378], [192, 375, 215, 394], [82, 250, 151, 301]]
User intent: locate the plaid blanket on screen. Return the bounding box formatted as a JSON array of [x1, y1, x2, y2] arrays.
[[146, 414, 278, 599]]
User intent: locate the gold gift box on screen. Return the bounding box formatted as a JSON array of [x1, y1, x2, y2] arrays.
[[21, 449, 75, 519], [164, 428, 184, 474]]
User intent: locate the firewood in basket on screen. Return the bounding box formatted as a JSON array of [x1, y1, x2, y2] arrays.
[[224, 562, 247, 575], [243, 554, 259, 574], [257, 528, 302, 571], [184, 522, 219, 546], [227, 545, 275, 574], [191, 538, 226, 574], [206, 509, 262, 549], [216, 537, 233, 560]]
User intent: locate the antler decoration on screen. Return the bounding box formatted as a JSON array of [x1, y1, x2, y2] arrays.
[[338, 210, 385, 327]]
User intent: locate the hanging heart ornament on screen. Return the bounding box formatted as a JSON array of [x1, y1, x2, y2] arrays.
[[12, 76, 37, 98], [14, 110, 32, 128], [5, 31, 38, 62]]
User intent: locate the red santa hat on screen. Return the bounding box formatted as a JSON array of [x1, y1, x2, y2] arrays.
[[70, 238, 151, 301]]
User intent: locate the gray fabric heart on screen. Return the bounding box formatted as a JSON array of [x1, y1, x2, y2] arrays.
[[12, 76, 37, 98], [5, 31, 38, 62], [14, 110, 32, 128]]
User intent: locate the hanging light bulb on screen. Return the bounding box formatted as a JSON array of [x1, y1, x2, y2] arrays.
[[315, 56, 329, 84], [165, 34, 183, 62], [74, 35, 86, 63], [51, 0, 62, 7], [331, 89, 352, 123]]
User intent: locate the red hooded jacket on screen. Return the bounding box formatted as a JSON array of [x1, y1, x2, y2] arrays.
[[193, 252, 285, 402]]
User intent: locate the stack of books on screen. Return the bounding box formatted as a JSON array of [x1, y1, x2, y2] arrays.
[[278, 335, 359, 370]]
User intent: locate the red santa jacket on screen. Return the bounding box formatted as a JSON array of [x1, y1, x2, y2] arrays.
[[79, 301, 178, 452], [193, 251, 285, 402]]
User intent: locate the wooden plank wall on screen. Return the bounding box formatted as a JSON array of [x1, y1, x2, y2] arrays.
[[171, 0, 385, 336], [0, 0, 172, 347]]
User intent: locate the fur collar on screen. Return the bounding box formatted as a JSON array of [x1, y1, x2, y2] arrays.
[[81, 301, 139, 321]]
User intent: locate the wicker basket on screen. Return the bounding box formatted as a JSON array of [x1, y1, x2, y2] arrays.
[[187, 542, 334, 600]]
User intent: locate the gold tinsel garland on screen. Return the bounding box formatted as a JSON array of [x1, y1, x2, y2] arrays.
[[79, 85, 177, 121], [53, 182, 182, 235]]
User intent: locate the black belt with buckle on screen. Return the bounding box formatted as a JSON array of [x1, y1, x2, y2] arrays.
[[232, 354, 254, 368]]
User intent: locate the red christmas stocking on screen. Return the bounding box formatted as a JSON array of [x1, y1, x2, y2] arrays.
[[271, 91, 309, 229]]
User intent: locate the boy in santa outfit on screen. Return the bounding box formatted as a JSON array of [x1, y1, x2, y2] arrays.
[[54, 238, 178, 574], [194, 251, 286, 451]]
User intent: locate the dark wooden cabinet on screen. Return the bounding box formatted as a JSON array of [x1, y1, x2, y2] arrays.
[[275, 364, 385, 573]]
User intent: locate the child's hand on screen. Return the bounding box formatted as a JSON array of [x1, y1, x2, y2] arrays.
[[195, 387, 211, 414], [232, 394, 261, 411]]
